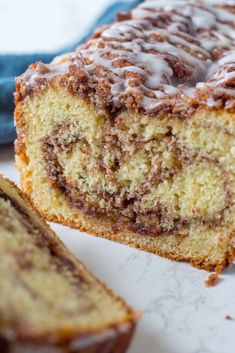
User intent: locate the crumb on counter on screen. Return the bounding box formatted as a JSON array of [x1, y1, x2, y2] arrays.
[[204, 273, 220, 288], [225, 315, 233, 320]]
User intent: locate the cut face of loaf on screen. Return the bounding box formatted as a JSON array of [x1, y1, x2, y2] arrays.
[[15, 0, 235, 271], [15, 89, 235, 272], [0, 174, 137, 352]]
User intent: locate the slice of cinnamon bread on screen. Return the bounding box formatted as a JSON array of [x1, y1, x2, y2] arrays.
[[0, 174, 137, 353], [15, 0, 235, 271]]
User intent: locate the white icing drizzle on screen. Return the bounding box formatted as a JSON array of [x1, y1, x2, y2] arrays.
[[21, 0, 235, 112], [22, 57, 73, 86], [198, 50, 235, 87]]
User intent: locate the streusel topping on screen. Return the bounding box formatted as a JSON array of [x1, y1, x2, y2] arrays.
[[17, 0, 235, 115]]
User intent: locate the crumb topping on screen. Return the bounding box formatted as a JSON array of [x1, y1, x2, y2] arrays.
[[16, 0, 235, 116]]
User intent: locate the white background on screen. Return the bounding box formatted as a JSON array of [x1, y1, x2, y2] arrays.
[[0, 0, 111, 52], [1, 1, 235, 352]]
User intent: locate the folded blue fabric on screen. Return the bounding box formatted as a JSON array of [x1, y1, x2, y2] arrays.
[[0, 0, 142, 145]]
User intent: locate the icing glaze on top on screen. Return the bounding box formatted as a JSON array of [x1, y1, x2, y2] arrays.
[[18, 0, 235, 115]]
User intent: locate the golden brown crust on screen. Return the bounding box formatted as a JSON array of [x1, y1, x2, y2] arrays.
[[39, 211, 235, 273], [0, 174, 138, 353], [0, 323, 137, 353]]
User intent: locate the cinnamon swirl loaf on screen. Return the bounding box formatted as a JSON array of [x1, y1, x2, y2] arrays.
[[15, 0, 235, 271], [0, 174, 137, 353]]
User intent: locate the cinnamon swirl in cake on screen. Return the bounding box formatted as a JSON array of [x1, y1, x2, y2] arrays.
[[0, 174, 137, 353], [15, 0, 235, 271]]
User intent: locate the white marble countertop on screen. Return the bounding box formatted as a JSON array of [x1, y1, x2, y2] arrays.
[[1, 2, 235, 352]]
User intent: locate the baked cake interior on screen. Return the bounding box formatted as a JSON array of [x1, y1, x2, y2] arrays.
[[0, 176, 133, 341], [17, 89, 235, 271], [15, 0, 235, 271]]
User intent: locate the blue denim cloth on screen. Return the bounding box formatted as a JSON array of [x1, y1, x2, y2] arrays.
[[0, 0, 142, 144]]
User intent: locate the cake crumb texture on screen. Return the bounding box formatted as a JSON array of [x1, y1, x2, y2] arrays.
[[15, 89, 235, 272], [14, 0, 235, 272], [0, 174, 137, 352]]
